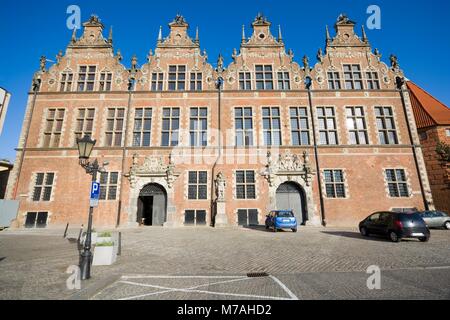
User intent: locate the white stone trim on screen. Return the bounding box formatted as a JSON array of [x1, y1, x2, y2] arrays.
[[232, 169, 259, 201], [183, 169, 211, 201], [382, 167, 413, 199], [287, 105, 313, 146], [373, 105, 403, 145], [320, 168, 350, 199]]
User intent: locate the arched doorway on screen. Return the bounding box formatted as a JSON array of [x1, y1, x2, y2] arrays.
[[276, 182, 307, 225], [137, 183, 167, 226]]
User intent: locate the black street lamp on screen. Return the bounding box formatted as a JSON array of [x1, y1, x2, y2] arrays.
[[76, 134, 99, 280]]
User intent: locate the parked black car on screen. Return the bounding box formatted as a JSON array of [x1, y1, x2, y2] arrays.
[[417, 211, 450, 230], [359, 211, 430, 242]]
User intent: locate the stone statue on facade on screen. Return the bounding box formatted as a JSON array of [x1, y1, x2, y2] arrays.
[[216, 54, 224, 73], [40, 56, 47, 72], [390, 54, 399, 70], [215, 172, 226, 202], [317, 48, 324, 63]]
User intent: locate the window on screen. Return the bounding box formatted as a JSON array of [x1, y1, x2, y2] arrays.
[[237, 209, 259, 226], [184, 210, 207, 226], [190, 107, 208, 146], [327, 72, 341, 90], [190, 72, 202, 91], [277, 72, 290, 90], [290, 107, 310, 145], [386, 169, 409, 197], [133, 108, 152, 147], [74, 108, 95, 145], [99, 71, 112, 91], [419, 131, 427, 141], [317, 107, 338, 145], [236, 170, 256, 199], [239, 72, 251, 90], [168, 65, 186, 91], [255, 65, 273, 90], [375, 107, 398, 145], [343, 64, 363, 90], [262, 107, 282, 146], [235, 107, 253, 147], [445, 129, 450, 137], [366, 72, 380, 90], [324, 170, 345, 198], [43, 108, 65, 148], [151, 73, 164, 91], [32, 173, 55, 202], [77, 66, 96, 91], [99, 172, 119, 200], [105, 108, 125, 147], [188, 171, 208, 200], [25, 212, 48, 228], [346, 107, 368, 145], [60, 72, 73, 92], [161, 108, 180, 146]]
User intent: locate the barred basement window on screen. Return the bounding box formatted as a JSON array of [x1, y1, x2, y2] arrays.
[[74, 108, 95, 145], [327, 72, 341, 90], [255, 65, 274, 90], [277, 72, 290, 90], [168, 65, 186, 91], [99, 72, 112, 91], [324, 170, 345, 198], [188, 171, 208, 200], [239, 72, 251, 90], [99, 172, 119, 200], [236, 170, 256, 199], [346, 107, 368, 145], [317, 107, 338, 145], [25, 212, 48, 228], [237, 209, 259, 226], [77, 66, 96, 91], [235, 107, 253, 146], [366, 72, 380, 90], [386, 169, 409, 197], [290, 107, 310, 145], [375, 107, 398, 145], [184, 210, 207, 226], [133, 108, 152, 147], [43, 108, 65, 148], [105, 108, 125, 147], [161, 108, 180, 146], [190, 72, 202, 91], [60, 72, 73, 92], [343, 64, 363, 90], [262, 107, 282, 146], [190, 107, 208, 147], [151, 73, 164, 91], [32, 173, 55, 202]]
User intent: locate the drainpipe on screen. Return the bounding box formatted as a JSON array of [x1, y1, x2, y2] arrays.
[[306, 77, 326, 226]]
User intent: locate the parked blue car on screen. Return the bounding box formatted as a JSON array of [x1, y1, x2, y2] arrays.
[[265, 210, 298, 233]]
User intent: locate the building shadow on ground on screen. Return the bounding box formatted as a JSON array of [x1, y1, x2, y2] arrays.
[[243, 225, 295, 233], [0, 257, 6, 263], [321, 231, 418, 243]]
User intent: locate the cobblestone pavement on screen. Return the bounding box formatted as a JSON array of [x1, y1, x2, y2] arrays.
[[1, 226, 449, 299]]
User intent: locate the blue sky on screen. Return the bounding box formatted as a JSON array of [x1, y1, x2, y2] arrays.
[[0, 0, 449, 162]]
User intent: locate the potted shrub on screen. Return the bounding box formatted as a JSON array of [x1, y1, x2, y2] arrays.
[[81, 228, 98, 245], [97, 231, 112, 244], [92, 241, 116, 266]]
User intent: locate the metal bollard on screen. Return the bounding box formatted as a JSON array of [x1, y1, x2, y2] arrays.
[[63, 223, 69, 238], [117, 232, 122, 256]]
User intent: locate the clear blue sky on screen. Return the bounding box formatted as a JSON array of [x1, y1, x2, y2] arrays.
[[1, 0, 449, 162]]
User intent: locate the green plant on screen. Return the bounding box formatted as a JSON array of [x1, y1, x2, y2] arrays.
[[98, 232, 112, 237], [436, 142, 450, 162], [96, 241, 114, 247]]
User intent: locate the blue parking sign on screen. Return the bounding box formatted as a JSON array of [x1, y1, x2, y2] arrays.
[[90, 182, 100, 207]]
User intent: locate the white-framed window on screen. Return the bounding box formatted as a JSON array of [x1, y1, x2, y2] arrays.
[[133, 108, 152, 147], [43, 108, 65, 148], [190, 107, 208, 147], [161, 107, 180, 146], [188, 171, 208, 200], [168, 65, 186, 91], [317, 107, 338, 145], [236, 170, 256, 199], [32, 173, 55, 202], [99, 172, 119, 200], [346, 106, 368, 145], [74, 108, 95, 145], [290, 107, 310, 145], [445, 128, 450, 137], [99, 71, 112, 91], [77, 66, 96, 92], [366, 72, 380, 90], [327, 71, 341, 90], [60, 72, 73, 92], [324, 170, 346, 198], [386, 169, 409, 197], [375, 106, 398, 145], [151, 72, 164, 91], [190, 72, 202, 91], [343, 64, 363, 90], [277, 72, 290, 90], [25, 212, 48, 228], [105, 108, 125, 147], [237, 209, 259, 226], [255, 65, 274, 90], [239, 72, 252, 90], [235, 107, 253, 146], [262, 107, 282, 146], [184, 210, 207, 226]]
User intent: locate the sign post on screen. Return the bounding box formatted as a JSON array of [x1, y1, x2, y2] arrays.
[[90, 182, 100, 207]]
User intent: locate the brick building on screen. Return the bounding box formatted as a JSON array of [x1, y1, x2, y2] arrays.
[[6, 14, 435, 229], [408, 81, 450, 213]]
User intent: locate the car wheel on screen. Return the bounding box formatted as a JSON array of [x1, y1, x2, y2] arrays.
[[419, 235, 430, 242], [444, 221, 450, 230], [389, 231, 400, 243], [360, 227, 369, 237], [292, 228, 297, 233]]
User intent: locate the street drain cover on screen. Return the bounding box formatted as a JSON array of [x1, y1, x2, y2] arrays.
[[247, 272, 269, 278]]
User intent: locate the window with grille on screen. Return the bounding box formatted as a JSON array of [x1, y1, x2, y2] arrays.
[[324, 170, 345, 198], [346, 107, 368, 145], [239, 72, 251, 90], [262, 107, 282, 146], [255, 65, 274, 90], [277, 72, 290, 90], [236, 170, 256, 199], [386, 169, 409, 197], [105, 108, 125, 147], [290, 107, 310, 145], [237, 209, 259, 226], [32, 173, 55, 202], [168, 65, 186, 91], [151, 72, 164, 91], [366, 72, 380, 90], [60, 72, 73, 92], [99, 72, 112, 91], [25, 212, 48, 228], [99, 172, 119, 200], [343, 64, 363, 90], [317, 107, 338, 145], [190, 72, 202, 91], [190, 107, 208, 147], [161, 108, 180, 146], [77, 66, 96, 91], [133, 108, 152, 147], [74, 108, 95, 145], [375, 107, 398, 145], [327, 72, 341, 90], [43, 108, 65, 148], [188, 171, 208, 200], [235, 107, 253, 146], [184, 210, 207, 226]]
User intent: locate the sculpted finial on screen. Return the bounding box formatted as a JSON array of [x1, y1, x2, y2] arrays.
[[317, 48, 324, 63], [39, 56, 47, 72]]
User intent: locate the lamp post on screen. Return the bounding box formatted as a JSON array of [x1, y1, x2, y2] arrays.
[[76, 134, 99, 280]]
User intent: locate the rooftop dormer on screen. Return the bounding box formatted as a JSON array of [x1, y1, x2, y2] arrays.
[[157, 14, 199, 49], [326, 14, 369, 49], [68, 15, 113, 50], [241, 13, 284, 49]]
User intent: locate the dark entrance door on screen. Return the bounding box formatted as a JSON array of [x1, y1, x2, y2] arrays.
[[276, 182, 307, 225], [137, 184, 167, 226]]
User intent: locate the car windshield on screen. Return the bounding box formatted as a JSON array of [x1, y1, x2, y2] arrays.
[[276, 211, 293, 218]]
